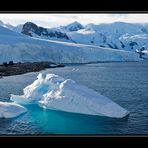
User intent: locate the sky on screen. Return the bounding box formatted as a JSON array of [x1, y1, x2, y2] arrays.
[[0, 13, 148, 28]]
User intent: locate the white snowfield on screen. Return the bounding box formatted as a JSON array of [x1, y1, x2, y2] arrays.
[[0, 101, 27, 118], [11, 73, 129, 118], [67, 22, 148, 51], [0, 25, 140, 63], [119, 34, 148, 51]]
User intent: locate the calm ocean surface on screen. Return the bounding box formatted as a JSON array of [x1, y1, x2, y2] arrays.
[[0, 61, 148, 135]]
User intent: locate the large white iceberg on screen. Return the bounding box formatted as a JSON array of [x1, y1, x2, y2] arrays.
[[10, 73, 129, 118], [0, 101, 27, 118]]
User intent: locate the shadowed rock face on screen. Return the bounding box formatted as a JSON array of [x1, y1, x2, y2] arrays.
[[21, 22, 70, 40], [22, 22, 47, 37]]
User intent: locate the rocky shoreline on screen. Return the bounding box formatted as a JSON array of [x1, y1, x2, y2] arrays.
[[0, 61, 64, 77]]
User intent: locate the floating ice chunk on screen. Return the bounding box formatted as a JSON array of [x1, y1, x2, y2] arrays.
[[72, 68, 79, 71], [0, 101, 27, 118], [11, 73, 129, 118]]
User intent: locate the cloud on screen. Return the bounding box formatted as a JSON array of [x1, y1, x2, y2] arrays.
[[0, 13, 148, 28]]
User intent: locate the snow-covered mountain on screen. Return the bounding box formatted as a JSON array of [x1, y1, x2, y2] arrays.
[[0, 25, 140, 63], [13, 24, 23, 33], [12, 21, 148, 53], [15, 22, 71, 42], [12, 21, 84, 42], [67, 22, 148, 51], [13, 21, 84, 42], [60, 21, 84, 32]]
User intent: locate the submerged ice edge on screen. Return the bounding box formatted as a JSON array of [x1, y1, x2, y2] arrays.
[[10, 73, 129, 118], [0, 101, 27, 118]]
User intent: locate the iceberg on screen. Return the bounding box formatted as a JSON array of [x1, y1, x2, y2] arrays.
[[11, 73, 129, 118], [0, 101, 27, 118]]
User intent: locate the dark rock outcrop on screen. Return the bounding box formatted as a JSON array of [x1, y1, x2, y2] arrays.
[[0, 61, 65, 76], [22, 22, 70, 40]]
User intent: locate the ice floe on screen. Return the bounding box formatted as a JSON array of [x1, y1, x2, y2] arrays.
[[0, 101, 27, 118]]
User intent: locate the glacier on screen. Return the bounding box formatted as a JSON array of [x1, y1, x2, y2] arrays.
[[0, 25, 141, 64], [10, 73, 129, 118], [0, 101, 27, 118]]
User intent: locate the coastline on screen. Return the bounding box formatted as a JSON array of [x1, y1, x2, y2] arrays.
[[0, 61, 64, 77], [0, 60, 147, 78]]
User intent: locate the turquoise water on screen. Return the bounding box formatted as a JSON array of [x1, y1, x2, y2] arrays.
[[0, 61, 148, 134]]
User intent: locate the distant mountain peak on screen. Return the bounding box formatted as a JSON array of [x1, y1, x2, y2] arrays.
[[63, 21, 84, 32], [69, 21, 82, 25], [21, 22, 39, 36], [25, 21, 35, 25]]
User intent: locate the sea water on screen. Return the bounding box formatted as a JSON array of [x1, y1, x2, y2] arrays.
[[0, 61, 148, 134]]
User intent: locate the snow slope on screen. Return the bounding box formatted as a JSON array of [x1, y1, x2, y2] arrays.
[[0, 20, 14, 30], [11, 73, 129, 118], [0, 101, 27, 118], [0, 25, 140, 63]]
